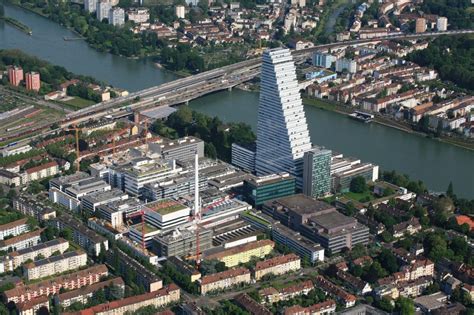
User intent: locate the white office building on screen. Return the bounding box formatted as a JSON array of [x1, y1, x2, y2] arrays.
[[255, 48, 312, 187], [175, 5, 185, 19], [437, 17, 448, 31], [96, 0, 112, 21], [84, 0, 97, 12], [109, 7, 125, 26], [336, 58, 357, 73]]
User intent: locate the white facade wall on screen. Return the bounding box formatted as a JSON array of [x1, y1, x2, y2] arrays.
[[255, 48, 312, 188]]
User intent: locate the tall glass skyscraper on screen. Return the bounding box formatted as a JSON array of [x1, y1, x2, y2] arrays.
[[255, 48, 312, 187], [302, 147, 332, 198]]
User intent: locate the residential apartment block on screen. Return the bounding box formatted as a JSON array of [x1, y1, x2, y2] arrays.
[[199, 267, 251, 295], [56, 277, 125, 308], [0, 218, 29, 240], [260, 280, 314, 304], [23, 250, 88, 281], [204, 239, 275, 267], [9, 238, 68, 268], [4, 264, 109, 303], [314, 276, 357, 308], [284, 299, 337, 315], [63, 284, 180, 315], [13, 194, 56, 222], [51, 212, 109, 256], [254, 253, 301, 281], [0, 229, 42, 252]]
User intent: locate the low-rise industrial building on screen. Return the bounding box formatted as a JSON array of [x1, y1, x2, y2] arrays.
[[23, 250, 88, 281]]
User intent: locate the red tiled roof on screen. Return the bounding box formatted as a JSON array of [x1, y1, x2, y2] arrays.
[[255, 253, 300, 271], [63, 284, 179, 315], [455, 215, 474, 231], [0, 218, 28, 232], [200, 268, 250, 285], [25, 161, 58, 174]]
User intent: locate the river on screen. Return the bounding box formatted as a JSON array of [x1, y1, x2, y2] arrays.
[[1, 4, 473, 198]]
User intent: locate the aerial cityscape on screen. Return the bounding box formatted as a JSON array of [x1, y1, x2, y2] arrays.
[[0, 0, 473, 313]]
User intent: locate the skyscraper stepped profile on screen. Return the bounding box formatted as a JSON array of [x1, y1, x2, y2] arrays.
[[255, 48, 312, 187]]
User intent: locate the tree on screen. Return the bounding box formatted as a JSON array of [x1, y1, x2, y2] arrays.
[[446, 181, 455, 199], [395, 297, 415, 315], [350, 176, 367, 193], [204, 142, 217, 159]]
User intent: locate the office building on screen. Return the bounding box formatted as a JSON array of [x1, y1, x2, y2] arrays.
[[255, 48, 312, 187], [437, 16, 448, 31], [84, 0, 97, 12], [149, 136, 204, 162], [109, 157, 181, 197], [263, 195, 369, 254], [303, 147, 332, 198], [96, 0, 112, 21], [335, 58, 357, 73], [68, 284, 180, 314], [330, 154, 379, 193], [231, 143, 256, 173], [416, 18, 426, 33], [52, 212, 109, 256], [127, 7, 150, 23], [56, 277, 125, 308], [175, 5, 185, 19], [313, 52, 337, 69], [4, 264, 108, 303], [109, 7, 125, 26], [24, 250, 88, 281], [49, 173, 111, 211], [9, 238, 69, 268], [204, 239, 274, 267], [81, 188, 128, 214], [8, 66, 23, 86], [272, 222, 325, 263], [143, 172, 207, 201], [243, 173, 295, 207], [25, 72, 40, 91], [143, 199, 190, 230], [0, 218, 29, 240], [0, 229, 42, 252], [254, 253, 301, 281], [154, 225, 212, 258], [199, 268, 251, 295]]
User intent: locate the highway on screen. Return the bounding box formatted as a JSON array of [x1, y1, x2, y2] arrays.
[[1, 29, 473, 149], [62, 29, 474, 126]]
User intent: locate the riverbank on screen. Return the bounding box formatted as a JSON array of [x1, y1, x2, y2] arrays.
[[0, 16, 31, 34], [302, 97, 474, 151]]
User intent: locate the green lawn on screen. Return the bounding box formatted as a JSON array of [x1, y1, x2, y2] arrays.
[[61, 97, 96, 110], [343, 191, 374, 203]]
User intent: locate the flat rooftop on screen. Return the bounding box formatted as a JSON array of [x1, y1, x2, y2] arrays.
[[266, 194, 335, 215], [308, 211, 356, 231], [145, 199, 187, 215]]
